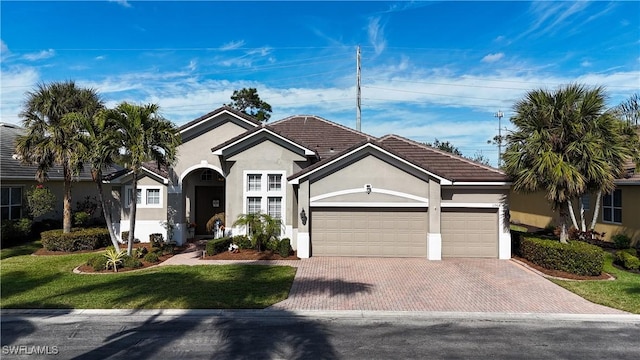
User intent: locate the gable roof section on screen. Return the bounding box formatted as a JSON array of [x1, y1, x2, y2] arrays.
[[378, 135, 509, 183], [178, 106, 260, 142], [211, 126, 316, 157], [268, 115, 372, 160], [102, 161, 169, 184], [289, 134, 510, 185]]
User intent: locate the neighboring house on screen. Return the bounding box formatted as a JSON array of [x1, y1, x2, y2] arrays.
[[510, 159, 640, 245], [105, 106, 512, 259], [0, 123, 101, 223]]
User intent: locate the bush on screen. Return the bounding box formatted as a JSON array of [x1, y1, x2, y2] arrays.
[[134, 247, 148, 259], [265, 238, 279, 252], [1, 218, 34, 248], [206, 236, 232, 256], [121, 231, 129, 242], [510, 230, 525, 257], [122, 255, 143, 269], [87, 254, 108, 271], [143, 252, 159, 263], [278, 238, 292, 258], [73, 211, 91, 227], [615, 250, 640, 271], [41, 227, 110, 252], [233, 235, 252, 249], [520, 237, 604, 276], [150, 233, 164, 248], [612, 234, 631, 249]]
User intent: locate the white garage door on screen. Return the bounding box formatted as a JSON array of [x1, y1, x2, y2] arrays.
[[441, 208, 498, 258], [311, 209, 428, 257]]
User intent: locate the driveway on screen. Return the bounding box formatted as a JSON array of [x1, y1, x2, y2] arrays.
[[164, 252, 624, 314]]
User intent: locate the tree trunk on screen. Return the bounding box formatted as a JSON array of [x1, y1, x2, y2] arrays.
[[127, 171, 138, 256], [63, 163, 73, 233], [567, 200, 578, 231], [589, 190, 602, 231], [558, 206, 569, 244], [93, 169, 119, 249], [579, 199, 586, 232]]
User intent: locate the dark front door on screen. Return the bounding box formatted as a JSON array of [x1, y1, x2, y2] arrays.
[[195, 186, 225, 236]]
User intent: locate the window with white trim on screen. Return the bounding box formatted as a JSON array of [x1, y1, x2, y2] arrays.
[[580, 194, 590, 211], [244, 171, 285, 222], [125, 186, 163, 208], [1, 186, 22, 221], [602, 189, 622, 224]]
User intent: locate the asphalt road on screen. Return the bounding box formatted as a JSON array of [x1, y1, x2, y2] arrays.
[[1, 310, 639, 359]]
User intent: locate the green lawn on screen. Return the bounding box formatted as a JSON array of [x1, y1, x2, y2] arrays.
[[552, 253, 640, 314], [0, 249, 296, 309], [0, 240, 42, 260]]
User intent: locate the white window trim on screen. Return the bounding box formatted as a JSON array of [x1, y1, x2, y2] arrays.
[[125, 185, 164, 209], [243, 170, 286, 219], [602, 189, 622, 224]]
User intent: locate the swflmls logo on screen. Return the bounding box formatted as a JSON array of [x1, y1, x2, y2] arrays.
[[2, 345, 59, 355]]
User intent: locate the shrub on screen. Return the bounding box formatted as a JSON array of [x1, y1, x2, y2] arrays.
[[26, 185, 56, 218], [615, 250, 640, 271], [134, 247, 148, 259], [122, 255, 143, 269], [162, 244, 175, 255], [265, 238, 279, 252], [150, 233, 164, 248], [520, 237, 604, 276], [1, 218, 34, 248], [612, 234, 631, 249], [41, 227, 110, 252], [206, 236, 232, 256], [278, 238, 292, 258], [144, 252, 159, 263], [104, 246, 126, 272], [73, 211, 91, 227], [121, 231, 129, 241], [87, 254, 108, 271], [233, 235, 252, 249], [510, 230, 525, 257]]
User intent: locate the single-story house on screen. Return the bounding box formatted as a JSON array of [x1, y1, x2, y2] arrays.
[[104, 106, 512, 259], [510, 159, 640, 245], [0, 123, 102, 223]]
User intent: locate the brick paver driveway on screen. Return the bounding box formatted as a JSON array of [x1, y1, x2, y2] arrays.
[[269, 257, 624, 314]]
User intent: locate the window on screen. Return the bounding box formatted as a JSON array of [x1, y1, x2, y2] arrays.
[[147, 189, 160, 205], [243, 171, 285, 227], [268, 197, 282, 219], [268, 174, 282, 191], [247, 174, 262, 191], [247, 197, 261, 214], [125, 186, 162, 208], [201, 169, 213, 181], [1, 187, 22, 221], [602, 189, 622, 224], [580, 194, 590, 211]]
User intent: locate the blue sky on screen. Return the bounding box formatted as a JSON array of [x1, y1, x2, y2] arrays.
[[1, 1, 639, 166]]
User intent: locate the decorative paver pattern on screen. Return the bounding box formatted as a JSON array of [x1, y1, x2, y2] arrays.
[[163, 252, 625, 314]]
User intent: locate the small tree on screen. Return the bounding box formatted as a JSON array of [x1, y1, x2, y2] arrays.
[[426, 138, 463, 156], [233, 213, 282, 251], [26, 184, 56, 218], [226, 88, 272, 122]]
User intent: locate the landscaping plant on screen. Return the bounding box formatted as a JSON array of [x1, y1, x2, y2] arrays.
[[104, 247, 126, 272]]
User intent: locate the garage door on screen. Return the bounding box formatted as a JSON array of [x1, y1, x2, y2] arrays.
[[441, 208, 498, 258], [312, 209, 428, 257]]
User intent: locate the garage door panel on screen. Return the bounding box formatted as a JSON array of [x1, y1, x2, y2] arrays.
[[312, 209, 428, 257], [441, 209, 498, 258]]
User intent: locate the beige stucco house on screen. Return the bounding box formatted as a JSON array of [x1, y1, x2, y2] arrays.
[[104, 106, 512, 260]]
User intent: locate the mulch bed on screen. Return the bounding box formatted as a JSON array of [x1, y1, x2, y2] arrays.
[[513, 256, 613, 280], [202, 249, 300, 261]]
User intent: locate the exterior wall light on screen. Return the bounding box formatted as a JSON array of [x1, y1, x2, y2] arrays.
[[300, 208, 307, 225]]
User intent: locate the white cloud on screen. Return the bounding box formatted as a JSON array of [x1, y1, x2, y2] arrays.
[[581, 60, 592, 67], [219, 40, 245, 51], [0, 39, 8, 54], [368, 16, 387, 55], [187, 60, 197, 71], [95, 55, 106, 61], [22, 49, 55, 61], [0, 66, 40, 124], [481, 53, 505, 63], [109, 0, 131, 8]]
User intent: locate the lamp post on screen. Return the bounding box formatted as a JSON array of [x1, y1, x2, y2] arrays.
[[495, 110, 504, 166]]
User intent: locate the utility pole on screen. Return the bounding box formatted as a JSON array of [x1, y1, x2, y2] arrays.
[[356, 45, 361, 132], [495, 110, 504, 166]]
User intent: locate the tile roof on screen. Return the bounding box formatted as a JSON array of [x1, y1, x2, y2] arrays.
[[268, 115, 372, 160], [0, 123, 96, 181], [178, 106, 260, 131]]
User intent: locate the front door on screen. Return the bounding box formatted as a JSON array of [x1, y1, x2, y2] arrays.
[[195, 186, 225, 236]]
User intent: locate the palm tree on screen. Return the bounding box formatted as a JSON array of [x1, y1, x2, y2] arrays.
[[101, 102, 180, 255], [233, 212, 282, 251], [15, 81, 103, 233], [504, 84, 639, 243]]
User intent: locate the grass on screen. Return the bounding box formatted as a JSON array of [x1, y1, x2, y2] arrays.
[[0, 240, 42, 260], [510, 224, 528, 232], [0, 246, 296, 309], [552, 252, 640, 314]]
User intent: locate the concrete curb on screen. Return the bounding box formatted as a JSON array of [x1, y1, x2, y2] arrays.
[[2, 309, 640, 323]]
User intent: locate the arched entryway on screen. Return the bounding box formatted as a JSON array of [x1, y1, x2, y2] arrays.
[[182, 167, 226, 238]]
